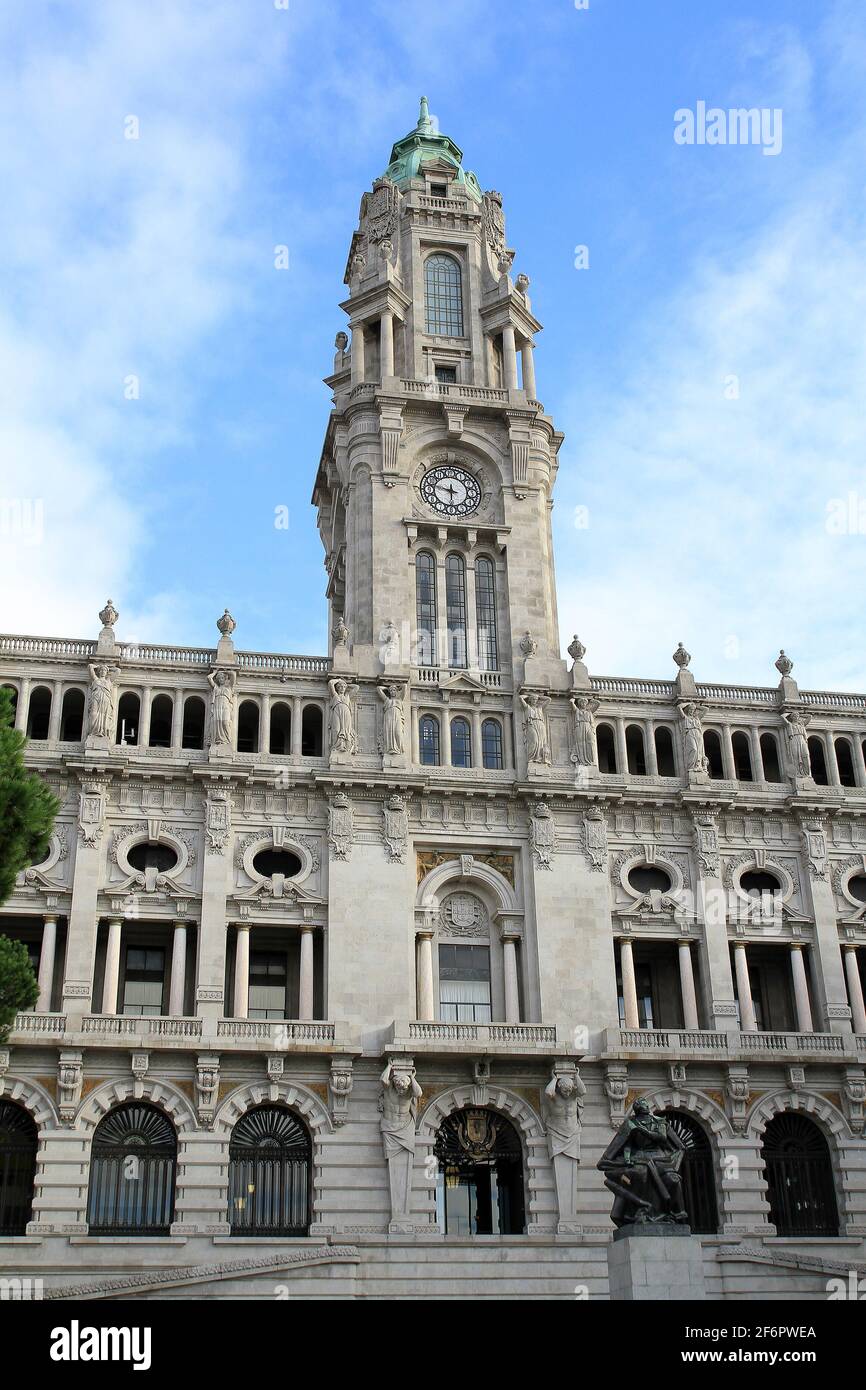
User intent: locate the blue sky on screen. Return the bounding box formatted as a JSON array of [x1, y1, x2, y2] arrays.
[[2, 0, 865, 690]]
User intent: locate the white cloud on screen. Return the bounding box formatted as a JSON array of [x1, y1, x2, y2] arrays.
[[555, 9, 866, 692]]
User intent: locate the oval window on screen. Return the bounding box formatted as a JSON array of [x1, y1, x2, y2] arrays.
[[128, 842, 179, 874], [252, 848, 302, 879], [847, 874, 866, 903], [740, 870, 781, 896], [627, 865, 672, 894]]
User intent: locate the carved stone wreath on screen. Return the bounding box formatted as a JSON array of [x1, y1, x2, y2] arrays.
[[438, 892, 489, 939], [833, 854, 866, 908]]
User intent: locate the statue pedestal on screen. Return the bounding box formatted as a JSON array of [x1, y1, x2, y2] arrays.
[[607, 1229, 707, 1302]]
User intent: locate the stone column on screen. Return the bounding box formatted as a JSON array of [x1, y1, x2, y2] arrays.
[[644, 721, 659, 776], [37, 914, 58, 1013], [298, 926, 315, 1020], [734, 943, 757, 1032], [169, 921, 187, 1016], [853, 739, 866, 788], [521, 337, 536, 398], [416, 928, 435, 1021], [140, 686, 152, 748], [619, 938, 640, 1030], [470, 707, 483, 769], [749, 727, 765, 782], [48, 682, 63, 742], [260, 694, 271, 759], [434, 553, 448, 671], [721, 725, 737, 780], [464, 560, 478, 668], [350, 321, 365, 384], [790, 944, 814, 1033], [824, 734, 841, 786], [102, 917, 123, 1015], [380, 310, 394, 379], [843, 946, 866, 1034], [14, 678, 29, 732], [501, 931, 521, 1023], [233, 924, 250, 1019], [501, 324, 519, 390], [291, 696, 303, 761], [614, 718, 629, 777], [441, 713, 452, 768], [171, 690, 185, 751], [678, 939, 700, 1030]]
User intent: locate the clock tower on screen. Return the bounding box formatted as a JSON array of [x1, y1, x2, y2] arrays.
[[314, 97, 567, 714]]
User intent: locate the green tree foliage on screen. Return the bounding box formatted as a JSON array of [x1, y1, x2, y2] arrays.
[[0, 685, 59, 904], [0, 936, 39, 1041]]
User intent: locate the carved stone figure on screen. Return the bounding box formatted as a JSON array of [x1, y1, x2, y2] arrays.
[[570, 694, 599, 766], [544, 1069, 586, 1229], [678, 701, 709, 774], [379, 1060, 422, 1227], [86, 664, 117, 741], [530, 801, 556, 868], [597, 1099, 688, 1230], [379, 620, 401, 666], [328, 678, 358, 755], [783, 710, 811, 778], [328, 791, 353, 861], [332, 614, 350, 646], [520, 692, 551, 765], [207, 668, 237, 749], [519, 630, 538, 658], [383, 794, 408, 862], [329, 1060, 354, 1127], [378, 683, 405, 755], [195, 1059, 220, 1123]]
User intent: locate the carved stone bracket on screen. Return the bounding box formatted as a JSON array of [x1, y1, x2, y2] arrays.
[[329, 1058, 354, 1127]]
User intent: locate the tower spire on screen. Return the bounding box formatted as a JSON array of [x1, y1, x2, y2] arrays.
[[417, 95, 432, 133]]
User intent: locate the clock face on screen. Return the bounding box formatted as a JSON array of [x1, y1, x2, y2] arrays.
[[420, 465, 481, 517]]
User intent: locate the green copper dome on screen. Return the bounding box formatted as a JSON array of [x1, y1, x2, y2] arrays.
[[382, 97, 483, 202]]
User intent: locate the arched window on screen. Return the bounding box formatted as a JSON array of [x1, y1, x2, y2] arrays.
[[236, 700, 260, 753], [1, 684, 18, 722], [664, 1111, 719, 1234], [86, 1103, 176, 1236], [60, 687, 85, 742], [761, 1113, 838, 1237], [228, 1105, 312, 1237], [731, 732, 753, 781], [115, 692, 140, 745], [0, 1100, 38, 1236], [626, 724, 647, 776], [451, 716, 472, 768], [482, 718, 503, 770], [808, 737, 829, 785], [596, 723, 617, 774], [301, 704, 323, 756], [424, 253, 464, 337], [445, 553, 467, 668], [420, 714, 441, 766], [835, 738, 856, 787], [703, 730, 724, 778], [434, 1108, 525, 1235], [148, 694, 173, 748], [475, 556, 498, 672], [181, 695, 205, 749], [26, 686, 51, 740], [654, 726, 676, 776], [760, 732, 783, 782], [415, 551, 437, 666], [269, 701, 292, 755]]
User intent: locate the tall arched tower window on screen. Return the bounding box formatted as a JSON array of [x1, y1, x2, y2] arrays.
[[475, 556, 498, 671], [445, 553, 467, 668], [425, 253, 463, 337], [415, 551, 437, 665]]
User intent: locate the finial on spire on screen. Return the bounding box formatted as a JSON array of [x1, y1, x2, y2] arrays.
[[417, 95, 431, 132]]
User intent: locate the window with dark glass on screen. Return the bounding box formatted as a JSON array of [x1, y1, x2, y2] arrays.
[[482, 718, 503, 770], [445, 553, 467, 668], [475, 556, 498, 671], [438, 944, 491, 1023], [0, 1101, 38, 1236], [228, 1106, 311, 1237], [415, 552, 437, 665], [434, 1108, 525, 1236], [435, 365, 457, 383], [86, 1103, 176, 1236], [122, 947, 166, 1017], [425, 253, 463, 336], [430, 182, 448, 197], [451, 716, 472, 768], [248, 950, 288, 1020], [419, 715, 441, 766]]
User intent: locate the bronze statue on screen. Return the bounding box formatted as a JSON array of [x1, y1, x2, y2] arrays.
[[597, 1098, 689, 1230]]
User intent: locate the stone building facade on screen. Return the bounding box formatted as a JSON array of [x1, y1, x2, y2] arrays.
[[1, 101, 865, 1300]]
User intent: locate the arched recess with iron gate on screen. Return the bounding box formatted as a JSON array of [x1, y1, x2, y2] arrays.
[[760, 1112, 839, 1237], [86, 1102, 177, 1235], [663, 1109, 720, 1234], [0, 1100, 38, 1235], [227, 1104, 312, 1236]]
